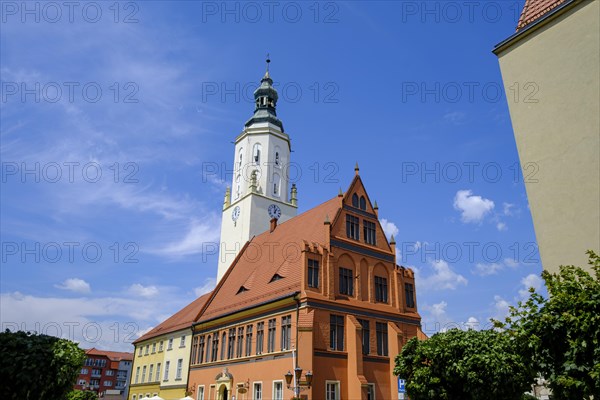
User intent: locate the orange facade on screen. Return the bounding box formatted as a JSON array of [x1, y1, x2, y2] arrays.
[[188, 174, 421, 400]]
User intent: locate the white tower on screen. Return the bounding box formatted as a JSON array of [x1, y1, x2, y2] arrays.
[[217, 60, 298, 282]]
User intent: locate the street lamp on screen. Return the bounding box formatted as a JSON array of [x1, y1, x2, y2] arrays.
[[284, 367, 312, 399]]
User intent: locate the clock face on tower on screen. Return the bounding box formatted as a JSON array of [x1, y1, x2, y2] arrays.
[[268, 204, 281, 220], [231, 206, 240, 221]]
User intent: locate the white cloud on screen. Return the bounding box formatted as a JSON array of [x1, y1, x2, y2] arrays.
[[128, 284, 159, 298], [54, 278, 91, 294], [443, 111, 466, 124], [415, 260, 468, 290], [473, 262, 503, 276], [453, 190, 495, 224], [379, 218, 399, 239], [493, 295, 511, 319], [519, 274, 544, 299], [504, 258, 520, 268], [464, 316, 479, 330], [503, 202, 515, 216], [496, 222, 507, 231], [150, 218, 220, 258], [194, 277, 216, 297], [430, 301, 448, 318]]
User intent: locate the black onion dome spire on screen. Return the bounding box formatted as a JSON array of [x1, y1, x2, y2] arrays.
[[244, 56, 284, 132]]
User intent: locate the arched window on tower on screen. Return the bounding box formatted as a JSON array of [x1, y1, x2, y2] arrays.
[[360, 196, 367, 210], [238, 149, 243, 171], [253, 143, 261, 165], [273, 173, 281, 196], [235, 175, 241, 199], [275, 151, 280, 166], [352, 193, 359, 208]]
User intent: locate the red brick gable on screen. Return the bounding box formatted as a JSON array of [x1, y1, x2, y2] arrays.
[[516, 0, 568, 30]]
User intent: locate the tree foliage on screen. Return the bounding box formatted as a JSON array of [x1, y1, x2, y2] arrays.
[[394, 328, 536, 400], [67, 390, 99, 400], [0, 330, 85, 400], [497, 250, 600, 399]]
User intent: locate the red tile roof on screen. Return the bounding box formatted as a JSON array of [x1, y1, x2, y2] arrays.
[[85, 348, 133, 361], [134, 292, 212, 343], [516, 0, 568, 30], [198, 196, 340, 322]]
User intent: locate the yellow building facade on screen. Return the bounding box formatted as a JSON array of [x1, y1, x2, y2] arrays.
[[494, 0, 600, 272]]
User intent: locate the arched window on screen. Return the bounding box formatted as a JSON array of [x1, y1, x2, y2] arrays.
[[275, 152, 280, 166], [360, 196, 367, 210], [206, 335, 212, 362], [238, 150, 243, 171], [253, 143, 261, 165], [352, 193, 359, 207], [235, 175, 241, 199]]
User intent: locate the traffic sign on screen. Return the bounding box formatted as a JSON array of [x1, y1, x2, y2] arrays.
[[398, 378, 406, 393]]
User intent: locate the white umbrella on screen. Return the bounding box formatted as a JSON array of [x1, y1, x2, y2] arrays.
[[149, 397, 165, 400], [179, 397, 194, 400]]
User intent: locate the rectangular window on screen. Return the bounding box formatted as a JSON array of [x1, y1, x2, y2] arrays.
[[245, 325, 253, 357], [326, 382, 340, 400], [175, 359, 183, 380], [228, 328, 236, 359], [141, 366, 146, 383], [405, 283, 415, 308], [104, 380, 112, 387], [135, 367, 140, 384], [236, 327, 244, 358], [273, 381, 283, 400], [308, 259, 319, 288], [148, 365, 154, 383], [80, 368, 88, 374], [197, 386, 205, 400], [376, 322, 388, 356], [339, 267, 354, 296], [155, 363, 161, 382], [359, 319, 370, 355], [167, 338, 173, 350], [346, 214, 360, 240], [253, 382, 262, 400], [105, 370, 114, 376], [256, 322, 264, 355], [267, 319, 276, 353], [212, 334, 219, 361], [375, 276, 388, 303], [78, 379, 87, 386], [152, 342, 156, 353], [159, 341, 164, 352], [330, 315, 344, 351], [180, 335, 186, 347], [163, 361, 170, 381], [281, 315, 291, 350], [145, 345, 149, 355], [364, 220, 377, 245], [367, 383, 375, 400]]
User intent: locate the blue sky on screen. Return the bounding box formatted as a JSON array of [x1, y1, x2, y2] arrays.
[[1, 1, 544, 351]]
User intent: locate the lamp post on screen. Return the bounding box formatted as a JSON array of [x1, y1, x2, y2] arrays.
[[284, 367, 313, 399]]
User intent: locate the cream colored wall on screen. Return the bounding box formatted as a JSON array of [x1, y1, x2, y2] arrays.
[[497, 0, 599, 273], [160, 329, 193, 392]]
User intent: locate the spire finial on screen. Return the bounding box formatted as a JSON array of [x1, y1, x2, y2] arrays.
[[266, 53, 271, 72], [390, 234, 396, 245], [354, 162, 360, 175]]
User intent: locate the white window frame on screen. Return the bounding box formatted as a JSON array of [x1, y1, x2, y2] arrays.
[[253, 381, 263, 400], [367, 383, 376, 400], [163, 360, 170, 381], [272, 380, 283, 400], [180, 335, 186, 347], [197, 385, 205, 400], [325, 380, 340, 400], [175, 358, 183, 380]]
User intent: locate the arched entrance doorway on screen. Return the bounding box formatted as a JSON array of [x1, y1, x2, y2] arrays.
[[218, 384, 229, 400], [215, 367, 233, 400]]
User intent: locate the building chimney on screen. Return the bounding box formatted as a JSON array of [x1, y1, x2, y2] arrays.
[[270, 217, 278, 232]]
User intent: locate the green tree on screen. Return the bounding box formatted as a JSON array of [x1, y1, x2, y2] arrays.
[[394, 328, 536, 400], [0, 330, 85, 400], [496, 250, 600, 399], [67, 390, 99, 400]]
